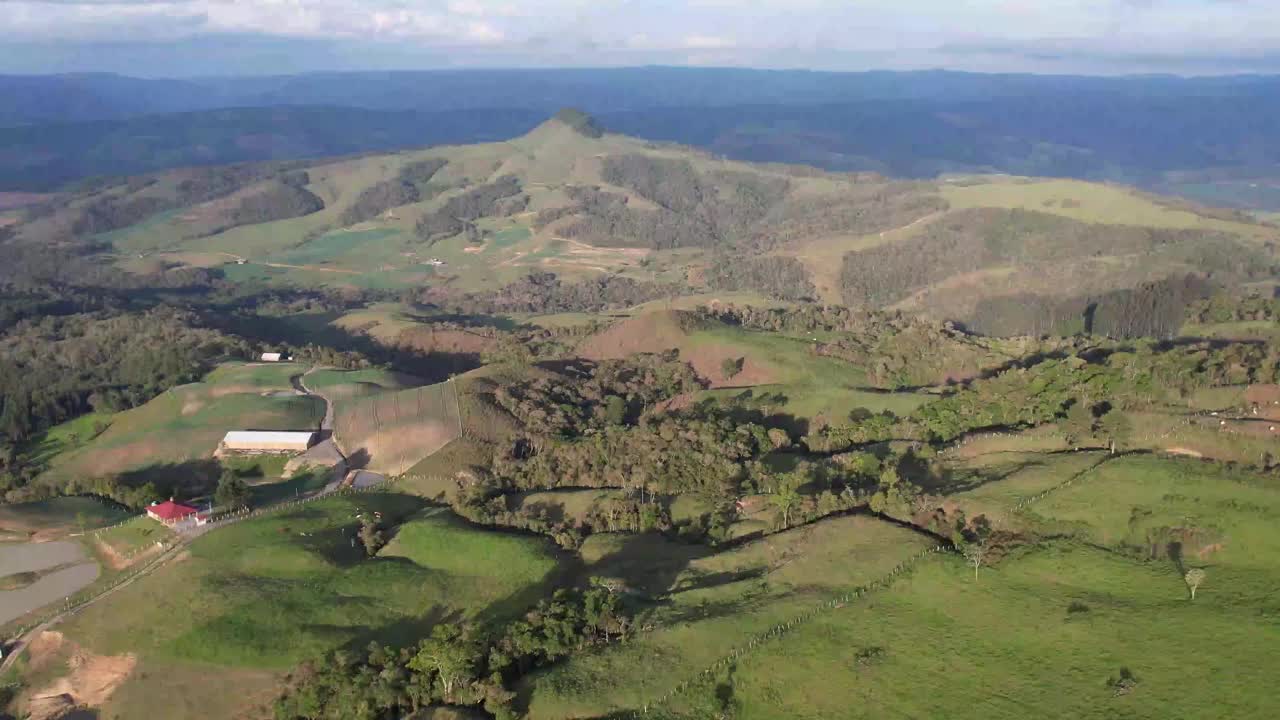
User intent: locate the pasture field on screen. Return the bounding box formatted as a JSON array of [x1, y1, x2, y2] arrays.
[[36, 363, 323, 493], [1025, 455, 1280, 592], [91, 516, 172, 566], [334, 380, 461, 475], [0, 496, 132, 541], [54, 496, 563, 720], [19, 411, 114, 470], [523, 515, 933, 719], [303, 367, 421, 398], [942, 178, 1272, 238], [690, 544, 1277, 720]]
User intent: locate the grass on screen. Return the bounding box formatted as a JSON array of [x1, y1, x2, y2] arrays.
[[62, 496, 563, 675], [93, 516, 172, 559], [37, 362, 324, 490], [1026, 455, 1280, 594], [0, 571, 43, 590], [0, 496, 132, 540], [20, 411, 114, 469], [942, 178, 1272, 238], [303, 368, 420, 397], [523, 515, 933, 719], [704, 543, 1278, 720]]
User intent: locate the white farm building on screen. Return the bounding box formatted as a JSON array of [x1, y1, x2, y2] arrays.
[[260, 352, 286, 362], [219, 430, 318, 454]]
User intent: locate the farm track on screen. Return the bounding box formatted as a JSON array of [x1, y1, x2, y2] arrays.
[[1, 369, 359, 676]]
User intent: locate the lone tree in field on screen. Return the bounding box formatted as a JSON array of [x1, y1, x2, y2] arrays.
[[721, 356, 744, 381], [1184, 568, 1207, 600], [961, 514, 994, 581]]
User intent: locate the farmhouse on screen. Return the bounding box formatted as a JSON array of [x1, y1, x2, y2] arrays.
[[219, 430, 318, 454], [146, 499, 198, 526], [260, 352, 286, 362]]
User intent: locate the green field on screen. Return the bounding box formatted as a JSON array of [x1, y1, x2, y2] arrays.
[[942, 178, 1271, 238], [302, 367, 421, 399], [36, 363, 323, 495], [59, 497, 563, 719], [523, 515, 933, 718], [704, 544, 1277, 720], [92, 515, 172, 560], [0, 496, 132, 540]]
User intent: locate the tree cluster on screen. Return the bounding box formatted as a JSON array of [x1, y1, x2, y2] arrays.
[[492, 353, 704, 438], [339, 158, 448, 226], [415, 176, 525, 244], [273, 587, 631, 720]]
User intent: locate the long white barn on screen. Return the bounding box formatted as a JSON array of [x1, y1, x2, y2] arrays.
[[220, 430, 318, 453]]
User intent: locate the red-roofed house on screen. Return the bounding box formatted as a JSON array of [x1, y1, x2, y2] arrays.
[[146, 500, 198, 526]]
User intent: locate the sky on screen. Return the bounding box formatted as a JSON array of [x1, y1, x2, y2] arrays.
[[1, 0, 1279, 76]]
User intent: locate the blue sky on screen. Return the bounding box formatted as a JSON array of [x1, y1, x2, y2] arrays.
[[1, 0, 1278, 76]]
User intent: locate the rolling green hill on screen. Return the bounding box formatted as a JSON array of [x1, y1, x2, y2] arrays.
[[6, 111, 1277, 337]]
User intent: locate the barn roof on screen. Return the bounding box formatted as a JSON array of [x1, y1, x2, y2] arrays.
[[148, 500, 198, 521], [222, 431, 316, 444]]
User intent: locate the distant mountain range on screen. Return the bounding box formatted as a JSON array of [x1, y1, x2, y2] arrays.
[[3, 68, 1280, 208]]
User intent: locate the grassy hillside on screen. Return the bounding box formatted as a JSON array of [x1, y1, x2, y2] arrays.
[[45, 496, 563, 719], [9, 112, 1272, 336], [34, 362, 323, 499]]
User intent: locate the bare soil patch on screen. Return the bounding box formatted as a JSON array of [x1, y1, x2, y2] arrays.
[[359, 422, 456, 475], [577, 311, 693, 361], [23, 631, 137, 720], [394, 328, 497, 355], [1164, 447, 1205, 458]]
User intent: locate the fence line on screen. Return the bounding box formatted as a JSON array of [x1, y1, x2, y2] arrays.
[[3, 478, 399, 648], [627, 545, 954, 717]]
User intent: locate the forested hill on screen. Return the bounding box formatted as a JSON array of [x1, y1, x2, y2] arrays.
[[2, 111, 1276, 344], [3, 69, 1280, 209]]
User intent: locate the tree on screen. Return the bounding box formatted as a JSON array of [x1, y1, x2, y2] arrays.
[[214, 471, 252, 509], [603, 395, 627, 425], [721, 356, 745, 380], [1097, 409, 1132, 454], [409, 624, 479, 700], [961, 515, 994, 581], [772, 487, 802, 529], [358, 515, 386, 556], [1184, 568, 1206, 600]]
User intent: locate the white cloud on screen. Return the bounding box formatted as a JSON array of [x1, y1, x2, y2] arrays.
[[1, 0, 1278, 70]]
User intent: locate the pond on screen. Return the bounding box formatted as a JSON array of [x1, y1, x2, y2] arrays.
[[0, 540, 100, 625]]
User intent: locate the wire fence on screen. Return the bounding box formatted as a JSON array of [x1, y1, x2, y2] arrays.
[[333, 380, 462, 474]]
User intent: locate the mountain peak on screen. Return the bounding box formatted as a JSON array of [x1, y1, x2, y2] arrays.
[[551, 108, 605, 138]]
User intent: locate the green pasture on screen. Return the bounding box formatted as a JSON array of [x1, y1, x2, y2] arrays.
[[691, 543, 1277, 720], [0, 496, 131, 539], [942, 178, 1272, 238], [64, 498, 562, 669], [93, 515, 172, 558], [523, 515, 933, 719]]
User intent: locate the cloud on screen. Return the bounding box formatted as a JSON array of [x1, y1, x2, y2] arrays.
[[1, 0, 1279, 73]]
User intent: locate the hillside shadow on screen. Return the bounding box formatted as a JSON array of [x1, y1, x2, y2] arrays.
[[118, 458, 222, 501], [582, 531, 712, 597]]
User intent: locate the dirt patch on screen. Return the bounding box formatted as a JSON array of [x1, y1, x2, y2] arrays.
[[1245, 384, 1280, 406], [359, 422, 457, 475], [679, 344, 777, 388], [577, 311, 693, 361], [24, 632, 136, 720], [1164, 447, 1205, 458], [394, 328, 496, 355], [578, 310, 777, 387]]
